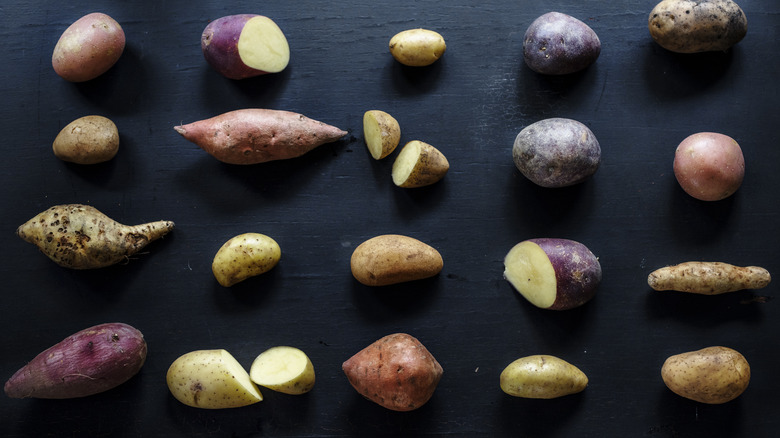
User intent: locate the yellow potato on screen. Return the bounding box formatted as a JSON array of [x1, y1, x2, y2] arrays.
[[212, 233, 281, 287], [363, 110, 401, 160], [661, 346, 750, 404], [500, 355, 588, 399], [648, 0, 747, 53], [350, 234, 443, 286], [391, 141, 449, 188], [166, 349, 263, 409], [648, 262, 770, 294], [52, 115, 119, 164], [249, 346, 315, 395], [389, 28, 446, 67]]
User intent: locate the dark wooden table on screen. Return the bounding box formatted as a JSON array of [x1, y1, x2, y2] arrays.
[[1, 1, 778, 436]]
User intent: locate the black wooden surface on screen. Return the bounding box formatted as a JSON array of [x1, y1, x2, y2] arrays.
[[1, 1, 778, 437]]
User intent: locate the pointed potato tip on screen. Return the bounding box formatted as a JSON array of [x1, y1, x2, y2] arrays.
[[173, 125, 186, 136]]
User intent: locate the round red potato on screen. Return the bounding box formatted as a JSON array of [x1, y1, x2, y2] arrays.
[[673, 132, 745, 201], [52, 13, 125, 82]]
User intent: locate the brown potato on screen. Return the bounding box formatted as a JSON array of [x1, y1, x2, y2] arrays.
[[673, 132, 744, 201], [53, 115, 119, 164], [392, 141, 449, 188], [649, 0, 747, 53], [363, 110, 401, 160], [350, 234, 443, 286], [662, 346, 750, 404]]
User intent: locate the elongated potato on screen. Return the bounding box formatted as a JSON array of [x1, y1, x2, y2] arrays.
[[4, 323, 146, 399], [662, 346, 750, 404], [350, 234, 443, 286], [392, 141, 449, 188], [53, 115, 119, 164], [648, 262, 770, 294], [52, 12, 125, 82], [249, 346, 315, 395], [500, 355, 588, 399], [649, 0, 747, 53], [16, 204, 174, 269], [174, 109, 347, 164], [212, 233, 281, 287], [363, 110, 401, 160], [389, 28, 446, 67]]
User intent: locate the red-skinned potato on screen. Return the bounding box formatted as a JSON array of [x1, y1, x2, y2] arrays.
[[202, 15, 290, 80], [673, 132, 745, 201], [52, 12, 125, 82]]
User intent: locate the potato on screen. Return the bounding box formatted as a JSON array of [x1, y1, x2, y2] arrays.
[[16, 204, 174, 269], [389, 28, 446, 67], [648, 262, 771, 294], [673, 132, 744, 201], [5, 323, 146, 399], [649, 0, 747, 53], [174, 109, 347, 165], [201, 14, 290, 80], [523, 12, 601, 75], [350, 234, 443, 286], [52, 12, 125, 82], [342, 333, 443, 411], [513, 118, 601, 188], [662, 346, 750, 404], [249, 346, 315, 395], [166, 349, 263, 409], [391, 140, 449, 188], [504, 238, 601, 310], [363, 110, 401, 160], [500, 355, 588, 399], [52, 115, 119, 164], [212, 233, 281, 287]]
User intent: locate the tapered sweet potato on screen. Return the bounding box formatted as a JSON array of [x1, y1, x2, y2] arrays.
[[16, 204, 174, 269], [174, 109, 347, 165], [5, 322, 147, 399]]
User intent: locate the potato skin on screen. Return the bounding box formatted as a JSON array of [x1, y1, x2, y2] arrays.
[[391, 140, 450, 188], [212, 233, 281, 287], [389, 28, 446, 67], [363, 110, 401, 160], [4, 322, 146, 399], [513, 118, 601, 188], [673, 132, 744, 201], [350, 234, 443, 286], [523, 12, 601, 75], [662, 346, 750, 404], [53, 115, 119, 164], [342, 333, 443, 411], [648, 262, 770, 294], [52, 12, 125, 82], [649, 0, 747, 53], [500, 355, 588, 399]]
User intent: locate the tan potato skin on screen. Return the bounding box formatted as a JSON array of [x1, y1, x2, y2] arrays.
[[648, 0, 747, 53], [392, 141, 450, 188], [53, 115, 119, 164], [389, 29, 446, 67], [648, 262, 770, 294], [52, 12, 125, 82], [662, 346, 750, 404], [500, 355, 588, 399], [363, 110, 401, 160], [350, 234, 443, 286], [212, 233, 281, 287]]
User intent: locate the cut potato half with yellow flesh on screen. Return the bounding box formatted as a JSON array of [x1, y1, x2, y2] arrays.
[[237, 16, 290, 73], [363, 110, 401, 160], [391, 140, 449, 188], [250, 346, 315, 394]]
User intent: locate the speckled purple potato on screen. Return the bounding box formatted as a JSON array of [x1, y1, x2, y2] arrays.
[[523, 12, 601, 75], [532, 238, 602, 310], [513, 118, 601, 188]]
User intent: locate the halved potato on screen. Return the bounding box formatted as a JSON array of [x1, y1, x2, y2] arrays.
[[249, 346, 315, 395], [391, 140, 449, 188], [363, 110, 401, 160]]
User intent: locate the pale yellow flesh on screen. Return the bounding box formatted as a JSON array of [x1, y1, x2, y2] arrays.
[[166, 349, 263, 409], [363, 110, 400, 160], [249, 346, 315, 395], [237, 16, 290, 73], [212, 233, 281, 287], [391, 140, 449, 187], [503, 241, 557, 308]]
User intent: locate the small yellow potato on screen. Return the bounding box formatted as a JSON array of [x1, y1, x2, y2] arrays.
[[648, 262, 771, 294], [53, 115, 119, 164], [500, 355, 588, 399], [392, 140, 449, 188], [363, 110, 401, 160], [662, 346, 750, 404], [212, 233, 281, 287], [351, 234, 443, 286], [166, 349, 263, 409], [389, 28, 446, 67], [249, 346, 315, 395]]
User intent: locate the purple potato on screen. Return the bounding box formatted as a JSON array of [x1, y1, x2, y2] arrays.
[[523, 12, 601, 75]]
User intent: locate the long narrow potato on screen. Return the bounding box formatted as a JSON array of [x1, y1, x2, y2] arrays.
[[174, 109, 347, 164], [648, 262, 771, 294]]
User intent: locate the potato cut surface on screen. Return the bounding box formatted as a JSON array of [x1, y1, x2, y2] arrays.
[[504, 241, 557, 308], [250, 346, 315, 394], [238, 16, 290, 73]]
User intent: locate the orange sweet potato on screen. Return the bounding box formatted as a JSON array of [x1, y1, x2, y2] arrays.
[[174, 109, 347, 164]]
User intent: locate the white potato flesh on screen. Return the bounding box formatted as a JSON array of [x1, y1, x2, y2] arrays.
[[391, 140, 449, 188], [237, 16, 290, 73], [363, 110, 400, 160], [504, 240, 557, 308], [250, 346, 315, 394]]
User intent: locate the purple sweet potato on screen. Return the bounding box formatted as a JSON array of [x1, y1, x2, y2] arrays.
[[174, 109, 348, 165], [5, 323, 147, 399]]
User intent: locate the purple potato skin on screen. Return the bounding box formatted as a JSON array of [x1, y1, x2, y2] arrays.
[[202, 14, 264, 80], [533, 238, 602, 310], [513, 118, 601, 188], [523, 12, 601, 75], [4, 323, 147, 399]]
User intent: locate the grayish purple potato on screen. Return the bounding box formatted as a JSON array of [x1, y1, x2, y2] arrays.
[[523, 12, 601, 75], [513, 118, 601, 188]]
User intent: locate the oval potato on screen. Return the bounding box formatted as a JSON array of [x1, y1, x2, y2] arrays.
[[648, 0, 747, 53], [500, 355, 588, 399], [389, 28, 446, 67], [661, 346, 750, 404], [212, 233, 281, 287], [351, 234, 443, 286], [52, 12, 125, 82], [523, 12, 601, 75], [673, 132, 744, 201], [53, 115, 119, 164]]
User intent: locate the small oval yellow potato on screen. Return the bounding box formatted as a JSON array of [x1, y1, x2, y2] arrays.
[[53, 115, 119, 164], [661, 346, 750, 404], [351, 234, 443, 286], [212, 233, 281, 287], [249, 346, 315, 395], [392, 141, 450, 188], [166, 349, 263, 409], [363, 110, 401, 160], [500, 355, 588, 399], [389, 28, 446, 67]]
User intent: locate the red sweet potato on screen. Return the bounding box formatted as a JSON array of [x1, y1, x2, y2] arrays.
[[174, 109, 348, 165], [4, 322, 147, 399]]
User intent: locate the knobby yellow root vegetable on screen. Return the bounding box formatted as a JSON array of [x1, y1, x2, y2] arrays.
[[648, 262, 771, 294], [17, 204, 174, 269]]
